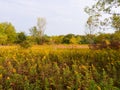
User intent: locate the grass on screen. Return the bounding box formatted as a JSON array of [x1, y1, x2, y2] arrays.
[[0, 45, 120, 89]]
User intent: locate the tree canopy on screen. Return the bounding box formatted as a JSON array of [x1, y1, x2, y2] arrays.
[[85, 0, 120, 33], [0, 22, 16, 44]]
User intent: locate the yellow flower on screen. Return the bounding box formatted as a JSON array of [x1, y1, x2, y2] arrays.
[[7, 77, 10, 80], [0, 74, 2, 79], [97, 86, 101, 90], [80, 65, 87, 70], [12, 68, 16, 73], [74, 71, 78, 75], [24, 76, 28, 80], [7, 61, 11, 65]]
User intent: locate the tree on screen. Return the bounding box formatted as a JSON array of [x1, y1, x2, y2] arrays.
[[85, 0, 120, 49], [85, 0, 120, 32], [37, 18, 46, 36], [16, 32, 26, 44], [0, 34, 7, 45], [69, 36, 78, 44], [62, 34, 75, 44], [29, 26, 38, 44], [110, 30, 120, 49], [4, 23, 16, 44], [29, 26, 38, 37], [75, 35, 82, 44], [37, 17, 46, 44], [0, 22, 16, 45], [30, 17, 46, 44], [50, 35, 64, 44]]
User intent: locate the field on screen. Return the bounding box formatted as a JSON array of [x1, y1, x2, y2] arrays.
[[0, 45, 120, 90]]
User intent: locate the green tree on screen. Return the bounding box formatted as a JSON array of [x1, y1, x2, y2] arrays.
[[62, 34, 75, 44], [0, 34, 7, 45], [69, 36, 78, 44], [29, 26, 38, 37], [42, 35, 50, 44], [50, 35, 64, 44], [0, 22, 16, 45], [4, 23, 16, 44], [16, 32, 26, 44], [95, 33, 111, 44], [75, 35, 82, 44], [29, 26, 38, 44]]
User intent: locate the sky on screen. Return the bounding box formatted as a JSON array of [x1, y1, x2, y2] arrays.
[[0, 0, 96, 35]]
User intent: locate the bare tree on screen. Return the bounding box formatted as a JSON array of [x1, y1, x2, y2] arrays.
[[30, 17, 46, 44], [37, 17, 46, 44], [37, 17, 46, 37]]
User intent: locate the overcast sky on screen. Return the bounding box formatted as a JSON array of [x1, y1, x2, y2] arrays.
[[0, 0, 96, 35]]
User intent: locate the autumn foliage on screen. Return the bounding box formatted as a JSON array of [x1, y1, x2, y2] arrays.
[[0, 45, 120, 89]]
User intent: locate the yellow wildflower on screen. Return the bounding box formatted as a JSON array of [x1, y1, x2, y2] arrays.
[[0, 74, 2, 79]]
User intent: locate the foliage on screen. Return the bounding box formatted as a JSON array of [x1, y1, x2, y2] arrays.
[[0, 22, 16, 45], [16, 32, 26, 44], [85, 0, 120, 33], [50, 35, 64, 44], [62, 34, 81, 44], [85, 0, 120, 49], [19, 40, 32, 49], [0, 46, 120, 89], [112, 14, 120, 30], [0, 34, 7, 45]]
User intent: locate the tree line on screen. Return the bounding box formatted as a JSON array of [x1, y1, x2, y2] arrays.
[[0, 20, 120, 47]]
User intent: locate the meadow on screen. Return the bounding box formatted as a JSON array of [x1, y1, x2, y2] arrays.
[[0, 45, 120, 90]]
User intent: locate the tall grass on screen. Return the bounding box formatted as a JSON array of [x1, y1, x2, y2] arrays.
[[0, 45, 120, 89]]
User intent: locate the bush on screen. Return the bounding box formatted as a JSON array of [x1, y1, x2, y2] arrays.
[[0, 46, 120, 89], [20, 40, 32, 49]]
